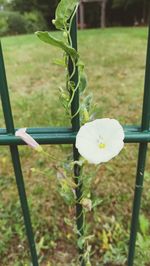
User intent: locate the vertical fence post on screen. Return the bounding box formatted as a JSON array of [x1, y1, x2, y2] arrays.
[[128, 24, 150, 266], [69, 15, 85, 265], [0, 43, 39, 266]]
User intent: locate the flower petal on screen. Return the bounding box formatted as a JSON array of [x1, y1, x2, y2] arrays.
[[92, 118, 124, 141], [15, 128, 43, 151], [75, 118, 124, 164]]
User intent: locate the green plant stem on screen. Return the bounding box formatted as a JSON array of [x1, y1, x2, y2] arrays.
[[63, 5, 85, 264], [69, 4, 79, 38], [71, 105, 81, 119], [68, 77, 81, 107], [69, 58, 76, 80], [73, 147, 85, 266]]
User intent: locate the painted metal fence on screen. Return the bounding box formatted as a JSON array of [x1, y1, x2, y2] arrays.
[[0, 14, 150, 266]]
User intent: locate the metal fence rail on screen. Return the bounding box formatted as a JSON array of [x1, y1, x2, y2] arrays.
[[0, 13, 150, 266]]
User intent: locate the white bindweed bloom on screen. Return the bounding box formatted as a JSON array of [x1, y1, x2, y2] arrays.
[[75, 118, 124, 164], [15, 128, 43, 152]]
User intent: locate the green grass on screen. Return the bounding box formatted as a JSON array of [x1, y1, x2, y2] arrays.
[[0, 27, 150, 266]]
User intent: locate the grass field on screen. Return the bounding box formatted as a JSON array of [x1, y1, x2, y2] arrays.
[[0, 27, 150, 266]]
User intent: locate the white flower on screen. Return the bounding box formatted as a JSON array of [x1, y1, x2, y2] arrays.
[[75, 118, 124, 164], [15, 128, 43, 152]]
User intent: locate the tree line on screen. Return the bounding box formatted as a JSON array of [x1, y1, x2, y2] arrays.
[[0, 0, 149, 34]]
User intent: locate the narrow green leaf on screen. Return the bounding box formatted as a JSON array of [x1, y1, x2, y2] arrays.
[[54, 0, 79, 30], [36, 31, 78, 60], [92, 198, 103, 209], [77, 236, 85, 249], [79, 73, 88, 93], [53, 58, 66, 67], [83, 94, 93, 111]]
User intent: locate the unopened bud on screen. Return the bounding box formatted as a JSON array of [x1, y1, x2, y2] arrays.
[[81, 198, 92, 211], [83, 108, 90, 123], [63, 31, 68, 38], [30, 168, 36, 173]]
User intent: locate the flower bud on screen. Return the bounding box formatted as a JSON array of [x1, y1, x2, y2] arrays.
[[81, 198, 92, 211], [63, 31, 68, 38], [83, 107, 90, 123], [30, 168, 36, 173]]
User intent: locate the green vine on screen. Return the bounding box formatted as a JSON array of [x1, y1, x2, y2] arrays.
[[36, 1, 93, 265], [36, 1, 91, 123]]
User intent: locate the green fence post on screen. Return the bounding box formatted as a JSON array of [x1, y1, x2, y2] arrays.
[[69, 15, 85, 265], [127, 24, 150, 266], [0, 43, 39, 266]]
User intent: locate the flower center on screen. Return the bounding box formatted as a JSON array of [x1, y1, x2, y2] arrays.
[[98, 135, 106, 149], [99, 143, 106, 149]]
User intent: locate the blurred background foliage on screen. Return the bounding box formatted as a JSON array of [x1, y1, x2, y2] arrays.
[[0, 0, 149, 36]]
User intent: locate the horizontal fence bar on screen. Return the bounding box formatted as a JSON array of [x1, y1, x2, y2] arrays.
[[0, 127, 73, 134], [0, 126, 150, 145], [0, 131, 76, 145]]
